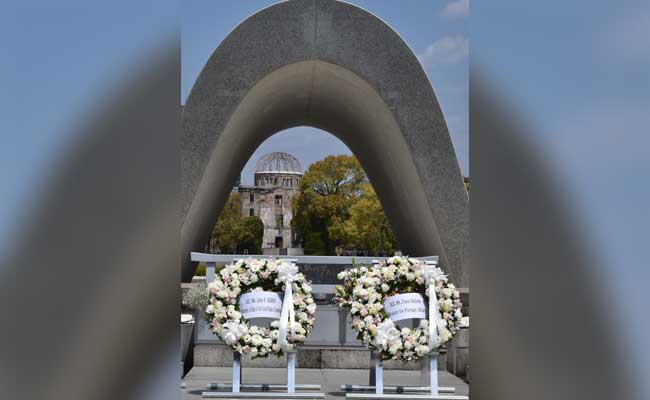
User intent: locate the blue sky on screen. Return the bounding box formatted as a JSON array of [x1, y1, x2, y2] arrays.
[[182, 0, 469, 182]]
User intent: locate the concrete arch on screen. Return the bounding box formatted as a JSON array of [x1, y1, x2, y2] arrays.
[[181, 0, 469, 286]]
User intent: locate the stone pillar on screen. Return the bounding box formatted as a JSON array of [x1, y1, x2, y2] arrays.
[[446, 327, 470, 381]]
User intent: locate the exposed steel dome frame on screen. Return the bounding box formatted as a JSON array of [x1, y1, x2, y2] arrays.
[[255, 152, 303, 175]]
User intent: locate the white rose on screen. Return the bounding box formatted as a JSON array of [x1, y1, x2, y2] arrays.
[[416, 345, 430, 356], [251, 335, 263, 346], [266, 261, 278, 272], [223, 332, 238, 345], [248, 259, 261, 272], [388, 342, 401, 354]]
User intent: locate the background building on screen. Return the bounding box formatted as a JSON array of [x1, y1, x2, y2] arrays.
[[237, 152, 303, 255]]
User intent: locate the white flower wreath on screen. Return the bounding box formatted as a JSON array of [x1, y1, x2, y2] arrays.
[[334, 256, 463, 362], [205, 258, 316, 358]]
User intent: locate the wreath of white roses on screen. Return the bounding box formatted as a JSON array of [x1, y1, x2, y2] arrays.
[[205, 258, 316, 358], [334, 256, 463, 362]]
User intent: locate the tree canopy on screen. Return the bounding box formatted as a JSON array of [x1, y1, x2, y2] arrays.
[[291, 155, 398, 256], [343, 183, 398, 255], [211, 193, 264, 254]]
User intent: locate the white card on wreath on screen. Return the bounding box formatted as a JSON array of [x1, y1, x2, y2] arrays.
[[239, 291, 283, 319], [384, 293, 426, 322]]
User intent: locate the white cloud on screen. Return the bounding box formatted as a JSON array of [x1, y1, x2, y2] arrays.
[[441, 0, 469, 19], [418, 36, 469, 68]]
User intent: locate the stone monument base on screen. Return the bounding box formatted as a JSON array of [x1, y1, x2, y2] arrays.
[[194, 345, 448, 371]]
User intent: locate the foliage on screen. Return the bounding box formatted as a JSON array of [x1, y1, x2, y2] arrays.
[[237, 217, 264, 253], [464, 176, 470, 192], [343, 184, 397, 256], [292, 155, 397, 255], [212, 193, 264, 254], [184, 281, 209, 311], [303, 232, 327, 255], [194, 262, 206, 276]]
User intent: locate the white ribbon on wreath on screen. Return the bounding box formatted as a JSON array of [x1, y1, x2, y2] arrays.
[[277, 261, 299, 350], [423, 262, 446, 349]]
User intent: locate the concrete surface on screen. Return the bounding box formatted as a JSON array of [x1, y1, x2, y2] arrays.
[[193, 345, 448, 371], [182, 367, 469, 400]]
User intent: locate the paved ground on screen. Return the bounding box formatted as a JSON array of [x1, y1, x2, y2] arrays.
[[182, 367, 469, 399]]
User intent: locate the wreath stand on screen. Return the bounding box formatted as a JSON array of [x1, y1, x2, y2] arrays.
[[341, 259, 469, 399], [341, 350, 467, 399], [200, 258, 325, 399]]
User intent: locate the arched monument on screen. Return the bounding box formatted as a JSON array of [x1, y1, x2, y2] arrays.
[[181, 0, 469, 287]]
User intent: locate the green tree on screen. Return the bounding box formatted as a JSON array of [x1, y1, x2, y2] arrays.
[[292, 155, 397, 256], [343, 183, 398, 256], [237, 217, 264, 254], [292, 155, 366, 254], [212, 193, 264, 254]]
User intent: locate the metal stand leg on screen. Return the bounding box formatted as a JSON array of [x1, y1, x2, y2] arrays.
[[232, 352, 241, 393], [342, 353, 462, 398], [429, 353, 438, 396], [287, 352, 296, 394], [204, 350, 324, 398], [375, 354, 383, 395], [369, 352, 377, 386]]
